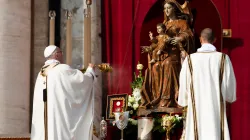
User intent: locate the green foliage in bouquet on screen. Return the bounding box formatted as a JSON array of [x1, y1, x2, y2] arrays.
[[161, 114, 183, 134], [152, 113, 183, 134], [125, 62, 144, 137], [153, 115, 166, 133], [131, 62, 144, 89]]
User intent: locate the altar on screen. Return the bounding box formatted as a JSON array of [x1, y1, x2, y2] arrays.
[[103, 0, 224, 139]]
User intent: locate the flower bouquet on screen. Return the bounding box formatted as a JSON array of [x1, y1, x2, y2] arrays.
[[125, 62, 144, 136], [128, 62, 144, 123], [161, 114, 183, 140]]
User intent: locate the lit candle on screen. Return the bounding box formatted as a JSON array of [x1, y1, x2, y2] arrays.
[[83, 1, 92, 68], [49, 11, 56, 45], [66, 10, 72, 65]]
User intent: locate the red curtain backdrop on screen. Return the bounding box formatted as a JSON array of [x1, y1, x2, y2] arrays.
[[102, 0, 157, 95], [215, 0, 250, 139], [102, 0, 250, 139]]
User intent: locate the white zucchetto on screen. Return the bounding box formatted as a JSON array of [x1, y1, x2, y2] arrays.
[[44, 45, 57, 58]]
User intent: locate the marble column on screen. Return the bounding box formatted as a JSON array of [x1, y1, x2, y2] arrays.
[[31, 0, 49, 85], [61, 0, 102, 135], [0, 0, 31, 134]]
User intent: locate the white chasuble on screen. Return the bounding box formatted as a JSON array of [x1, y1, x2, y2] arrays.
[[31, 63, 97, 140], [178, 51, 236, 140]]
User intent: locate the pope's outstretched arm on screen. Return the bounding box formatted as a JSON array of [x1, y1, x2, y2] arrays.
[[83, 63, 96, 80]]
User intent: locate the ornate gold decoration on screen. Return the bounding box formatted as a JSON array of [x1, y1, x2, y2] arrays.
[[96, 63, 113, 72], [219, 54, 226, 140], [93, 125, 99, 137], [162, 113, 183, 140], [162, 115, 175, 140], [80, 63, 113, 73], [187, 55, 199, 140], [223, 29, 232, 38], [40, 65, 50, 77], [40, 63, 60, 77], [109, 97, 126, 118], [49, 10, 56, 19], [106, 94, 128, 120]]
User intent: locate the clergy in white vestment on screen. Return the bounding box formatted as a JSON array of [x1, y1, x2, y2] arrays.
[[31, 45, 98, 140], [178, 28, 236, 140]]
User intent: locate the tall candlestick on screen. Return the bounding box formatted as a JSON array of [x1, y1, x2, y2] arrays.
[[66, 10, 73, 65], [49, 11, 56, 45], [83, 2, 91, 68]]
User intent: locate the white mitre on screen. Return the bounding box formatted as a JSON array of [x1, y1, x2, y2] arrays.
[[44, 45, 57, 58]]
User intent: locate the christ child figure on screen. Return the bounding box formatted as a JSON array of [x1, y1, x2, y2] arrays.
[[148, 23, 170, 64]]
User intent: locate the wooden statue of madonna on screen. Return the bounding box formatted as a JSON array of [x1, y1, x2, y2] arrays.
[[139, 0, 195, 113]]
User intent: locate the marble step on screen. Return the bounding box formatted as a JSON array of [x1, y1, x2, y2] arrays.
[[0, 134, 30, 140]]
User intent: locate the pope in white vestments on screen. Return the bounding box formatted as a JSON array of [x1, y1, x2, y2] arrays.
[[31, 45, 97, 140], [178, 28, 236, 140]]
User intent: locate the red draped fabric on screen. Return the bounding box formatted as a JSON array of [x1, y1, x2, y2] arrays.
[[215, 0, 250, 139], [102, 0, 157, 95], [102, 0, 250, 139]]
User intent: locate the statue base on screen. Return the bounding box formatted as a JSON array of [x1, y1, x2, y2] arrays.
[[138, 107, 183, 116]]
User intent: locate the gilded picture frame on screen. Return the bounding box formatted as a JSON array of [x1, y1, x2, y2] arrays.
[[106, 94, 128, 120]]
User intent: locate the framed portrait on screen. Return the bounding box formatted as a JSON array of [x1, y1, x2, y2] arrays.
[[106, 93, 128, 120]]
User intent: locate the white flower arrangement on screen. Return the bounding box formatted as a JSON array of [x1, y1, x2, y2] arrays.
[[136, 64, 143, 70], [128, 94, 140, 111], [127, 62, 144, 126], [128, 95, 135, 103], [128, 62, 144, 111], [127, 92, 140, 125], [132, 88, 141, 102]]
